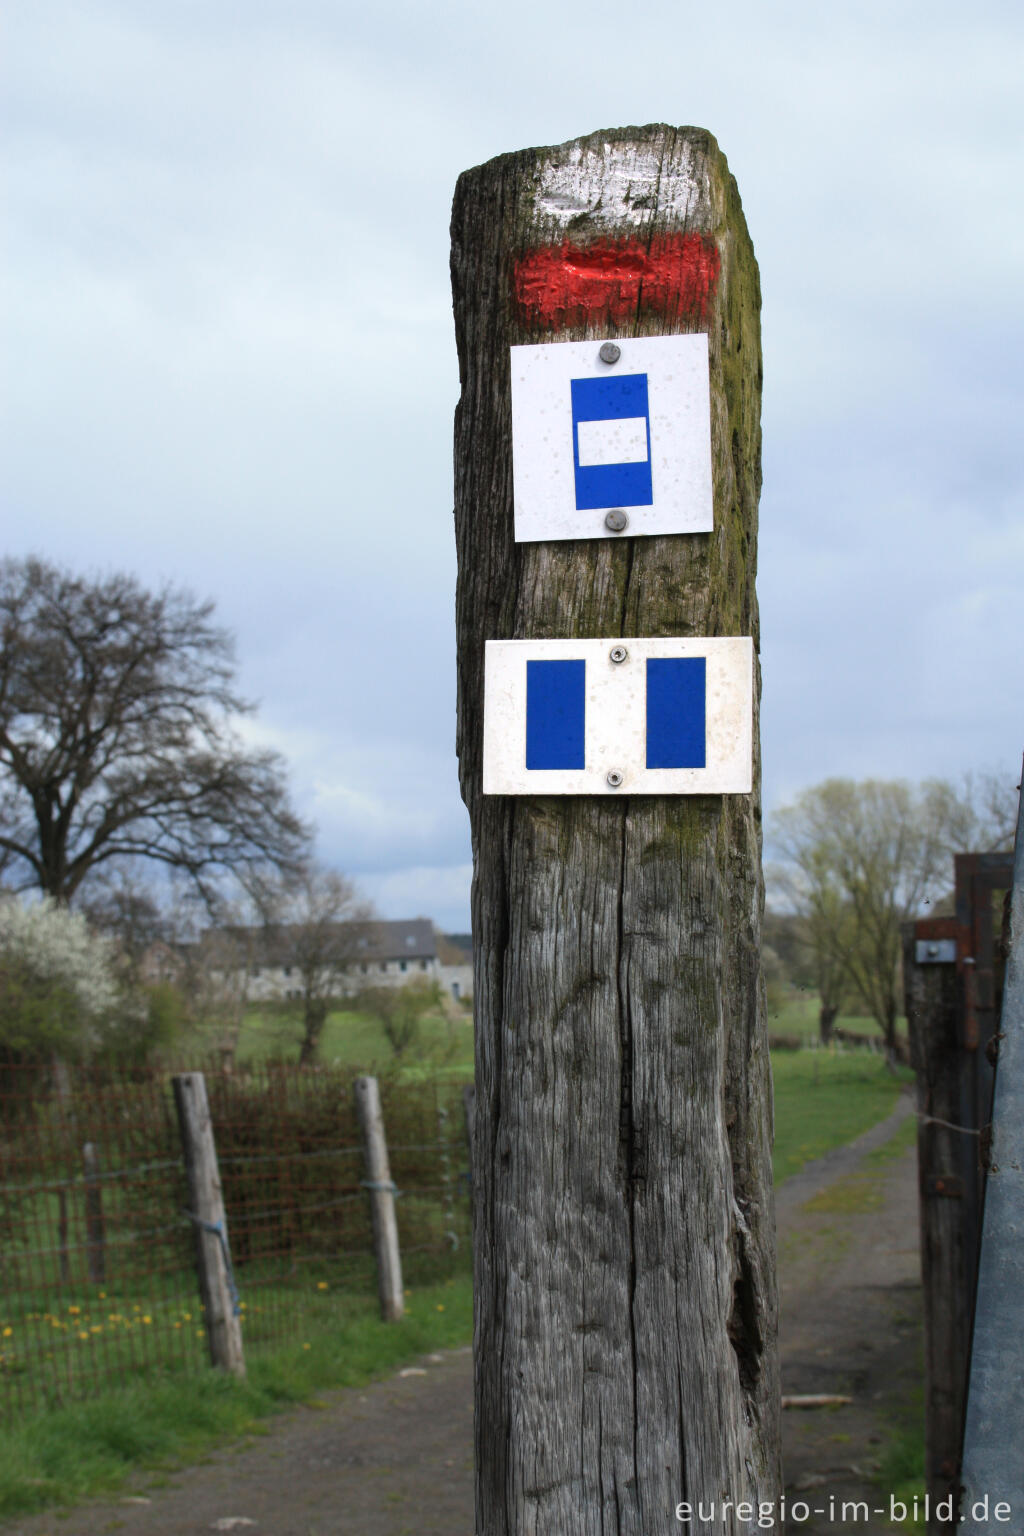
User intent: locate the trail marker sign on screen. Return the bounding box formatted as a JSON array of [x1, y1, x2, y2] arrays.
[[483, 636, 752, 795], [510, 333, 713, 543]]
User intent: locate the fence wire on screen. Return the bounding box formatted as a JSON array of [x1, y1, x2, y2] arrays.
[[0, 1061, 471, 1417]]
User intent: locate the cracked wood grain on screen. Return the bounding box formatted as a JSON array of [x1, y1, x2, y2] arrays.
[[451, 124, 780, 1536]]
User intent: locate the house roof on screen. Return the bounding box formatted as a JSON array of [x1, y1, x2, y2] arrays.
[[436, 932, 471, 964]]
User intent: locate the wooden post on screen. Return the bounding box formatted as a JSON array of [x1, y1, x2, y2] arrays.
[[452, 126, 779, 1532], [56, 1186, 71, 1287], [354, 1075, 404, 1321], [172, 1072, 245, 1377], [904, 926, 973, 1532], [82, 1141, 106, 1285]]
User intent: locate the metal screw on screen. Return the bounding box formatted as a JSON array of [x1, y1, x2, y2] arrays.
[[598, 341, 621, 365], [604, 508, 629, 533], [609, 645, 628, 664], [606, 769, 624, 789]]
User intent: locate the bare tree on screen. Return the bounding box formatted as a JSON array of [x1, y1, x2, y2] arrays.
[[248, 864, 372, 1066], [355, 976, 443, 1062], [0, 557, 309, 905], [769, 773, 1018, 1058]]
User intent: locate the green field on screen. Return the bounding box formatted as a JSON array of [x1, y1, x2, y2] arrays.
[[221, 1005, 476, 1079], [771, 1049, 912, 1185], [226, 991, 897, 1074]]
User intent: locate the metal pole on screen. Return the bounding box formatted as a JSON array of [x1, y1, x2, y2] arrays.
[[959, 766, 1024, 1529]]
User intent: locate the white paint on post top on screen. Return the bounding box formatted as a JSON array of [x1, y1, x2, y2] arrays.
[[533, 143, 709, 230], [510, 334, 713, 544], [483, 636, 753, 796]]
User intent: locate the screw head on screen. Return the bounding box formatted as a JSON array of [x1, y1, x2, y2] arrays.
[[606, 769, 624, 789], [609, 645, 628, 664], [604, 508, 629, 533], [598, 341, 621, 365]]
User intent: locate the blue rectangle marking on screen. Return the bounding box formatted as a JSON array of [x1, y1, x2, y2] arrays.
[[646, 657, 706, 769], [571, 373, 653, 511], [526, 659, 585, 771]]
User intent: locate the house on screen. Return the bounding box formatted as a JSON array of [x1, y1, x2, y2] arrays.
[[435, 932, 473, 1004], [199, 918, 471, 1005]]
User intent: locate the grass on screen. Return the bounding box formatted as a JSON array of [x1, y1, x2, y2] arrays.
[[202, 1005, 476, 1080], [771, 1049, 913, 1187], [875, 1375, 926, 1534], [0, 1273, 473, 1519]]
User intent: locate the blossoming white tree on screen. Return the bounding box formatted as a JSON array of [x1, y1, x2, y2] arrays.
[[0, 895, 126, 1061]]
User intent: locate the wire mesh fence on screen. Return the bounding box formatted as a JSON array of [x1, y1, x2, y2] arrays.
[[0, 1060, 471, 1418]]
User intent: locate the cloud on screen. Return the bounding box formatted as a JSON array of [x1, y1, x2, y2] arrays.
[[4, 0, 1022, 920], [356, 863, 473, 934]]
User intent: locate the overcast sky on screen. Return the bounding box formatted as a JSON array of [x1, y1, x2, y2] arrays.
[[4, 1, 1022, 931]]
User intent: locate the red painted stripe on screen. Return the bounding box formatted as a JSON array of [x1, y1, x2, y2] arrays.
[[513, 233, 720, 330]]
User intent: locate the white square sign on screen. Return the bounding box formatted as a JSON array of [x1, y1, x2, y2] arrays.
[[483, 636, 752, 796], [510, 334, 714, 544]]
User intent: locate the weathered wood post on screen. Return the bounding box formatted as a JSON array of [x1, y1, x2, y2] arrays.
[[904, 922, 974, 1531], [354, 1075, 404, 1321], [452, 126, 779, 1533], [82, 1141, 106, 1285], [172, 1072, 245, 1377]]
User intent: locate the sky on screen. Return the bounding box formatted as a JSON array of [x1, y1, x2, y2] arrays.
[[4, 1, 1022, 932]]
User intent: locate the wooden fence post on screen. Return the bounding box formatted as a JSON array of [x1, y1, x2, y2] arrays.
[[451, 125, 779, 1532], [82, 1141, 106, 1285], [354, 1075, 404, 1321], [56, 1186, 71, 1287], [172, 1072, 245, 1377], [904, 925, 973, 1531]]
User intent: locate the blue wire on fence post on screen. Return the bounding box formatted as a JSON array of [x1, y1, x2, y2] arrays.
[[183, 1211, 242, 1318]]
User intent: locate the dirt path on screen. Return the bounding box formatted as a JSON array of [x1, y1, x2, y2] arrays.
[[8, 1096, 921, 1536]]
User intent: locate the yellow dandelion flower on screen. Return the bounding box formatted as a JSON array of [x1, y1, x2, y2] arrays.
[[316, 1282, 328, 1291], [78, 1331, 89, 1340], [183, 1312, 192, 1321], [142, 1315, 152, 1325], [302, 1343, 311, 1350], [68, 1305, 80, 1315], [2, 1327, 12, 1339], [436, 1304, 445, 1312], [98, 1291, 107, 1299]]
